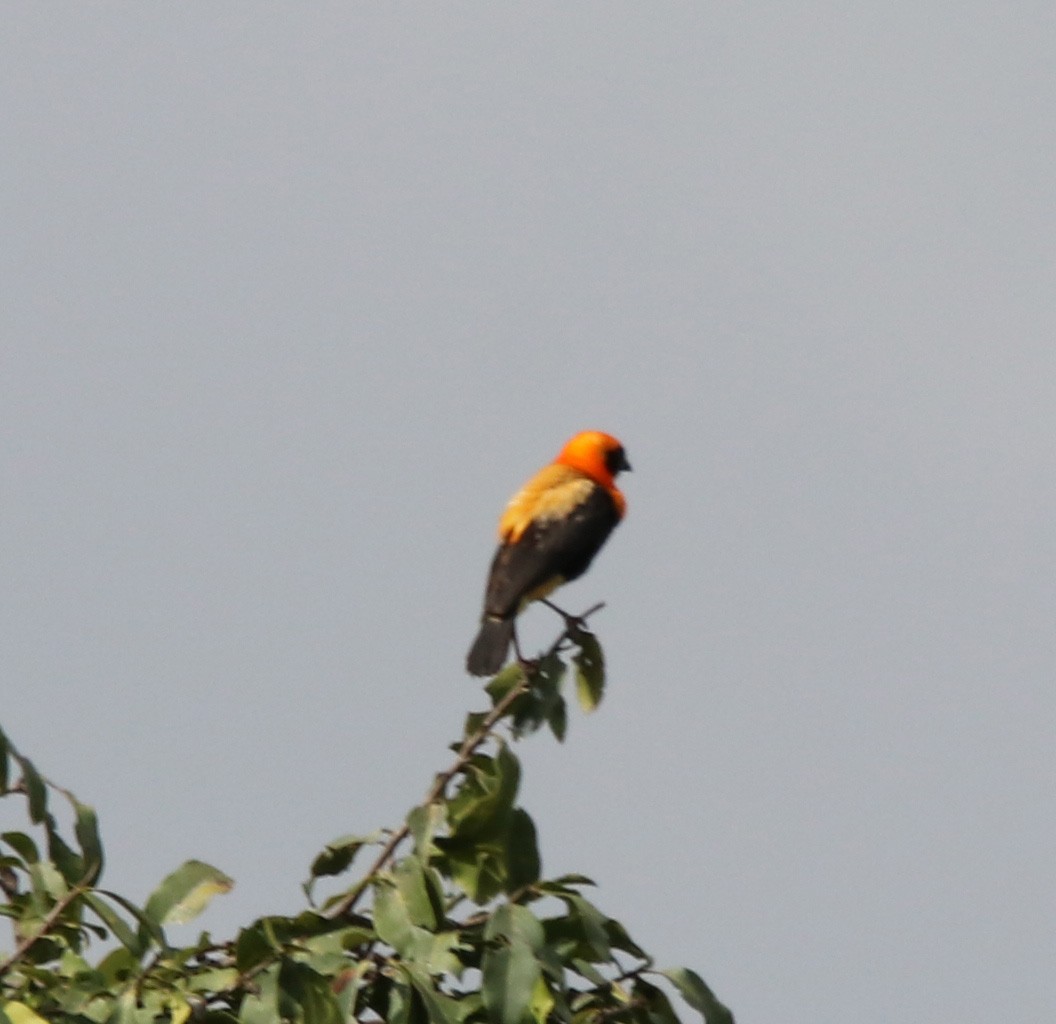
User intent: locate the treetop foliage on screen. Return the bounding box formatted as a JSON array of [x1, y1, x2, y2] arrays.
[[0, 611, 733, 1024]]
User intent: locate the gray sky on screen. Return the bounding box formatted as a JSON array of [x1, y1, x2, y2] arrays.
[[3, 5, 1054, 1021]]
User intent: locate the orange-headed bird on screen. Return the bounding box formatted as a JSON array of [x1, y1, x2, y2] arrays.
[[466, 430, 631, 676]]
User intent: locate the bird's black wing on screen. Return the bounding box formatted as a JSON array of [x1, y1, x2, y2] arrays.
[[483, 485, 621, 619]]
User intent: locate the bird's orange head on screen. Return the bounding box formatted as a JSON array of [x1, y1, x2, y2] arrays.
[[553, 430, 631, 498]]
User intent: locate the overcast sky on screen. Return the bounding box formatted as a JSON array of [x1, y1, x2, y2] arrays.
[[3, 5, 1054, 1022]]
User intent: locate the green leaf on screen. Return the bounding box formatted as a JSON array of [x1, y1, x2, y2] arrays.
[[110, 990, 158, 1024], [632, 978, 682, 1024], [534, 655, 566, 739], [96, 887, 169, 951], [305, 831, 380, 900], [445, 758, 496, 838], [366, 909, 465, 974], [374, 876, 463, 973], [29, 858, 69, 900], [71, 796, 104, 884], [462, 710, 488, 738], [494, 743, 522, 810], [605, 916, 649, 960], [82, 891, 145, 956], [547, 873, 596, 888], [0, 727, 9, 793], [483, 939, 541, 1024], [484, 653, 569, 739], [1, 1002, 50, 1024], [485, 902, 545, 949], [533, 650, 566, 688], [385, 977, 423, 1024], [297, 926, 355, 961], [235, 920, 280, 973], [299, 921, 374, 958], [186, 966, 240, 993], [400, 963, 464, 1024], [394, 854, 443, 930], [416, 930, 468, 976], [308, 838, 358, 879], [278, 959, 344, 1024], [144, 860, 233, 926], [238, 962, 280, 1024], [440, 743, 527, 903], [16, 753, 48, 823], [407, 802, 446, 858], [542, 892, 615, 966], [440, 841, 507, 905], [45, 823, 86, 886], [446, 744, 520, 842], [485, 663, 527, 705], [505, 809, 541, 893], [559, 894, 611, 960], [373, 880, 417, 956], [97, 942, 143, 985], [659, 967, 735, 1024], [573, 632, 605, 712], [544, 692, 570, 738], [511, 654, 567, 739], [2, 831, 40, 864], [569, 957, 607, 985], [330, 959, 373, 1019], [529, 974, 555, 1024]]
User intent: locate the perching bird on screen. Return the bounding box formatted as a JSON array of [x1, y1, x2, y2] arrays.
[[466, 430, 631, 676]]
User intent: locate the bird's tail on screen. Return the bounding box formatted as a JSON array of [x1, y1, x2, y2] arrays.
[[466, 616, 515, 676]]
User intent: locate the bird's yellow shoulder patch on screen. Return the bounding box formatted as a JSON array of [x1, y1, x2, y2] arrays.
[[498, 465, 596, 543]]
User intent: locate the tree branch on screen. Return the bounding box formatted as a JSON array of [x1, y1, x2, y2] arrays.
[[0, 879, 89, 978], [325, 603, 605, 920]]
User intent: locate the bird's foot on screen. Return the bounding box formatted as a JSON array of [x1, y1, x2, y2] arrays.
[[540, 599, 591, 642], [515, 655, 541, 677]]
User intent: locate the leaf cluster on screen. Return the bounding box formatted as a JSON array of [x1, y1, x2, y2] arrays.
[[0, 619, 733, 1024]]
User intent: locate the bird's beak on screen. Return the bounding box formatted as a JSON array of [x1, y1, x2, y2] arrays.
[[618, 451, 632, 473]]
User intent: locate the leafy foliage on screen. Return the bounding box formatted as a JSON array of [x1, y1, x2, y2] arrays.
[[0, 615, 733, 1024]]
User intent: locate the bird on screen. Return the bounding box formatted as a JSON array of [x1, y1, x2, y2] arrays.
[[466, 430, 631, 676]]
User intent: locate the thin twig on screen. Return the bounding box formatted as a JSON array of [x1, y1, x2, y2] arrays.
[[325, 603, 605, 920], [0, 880, 89, 978]]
